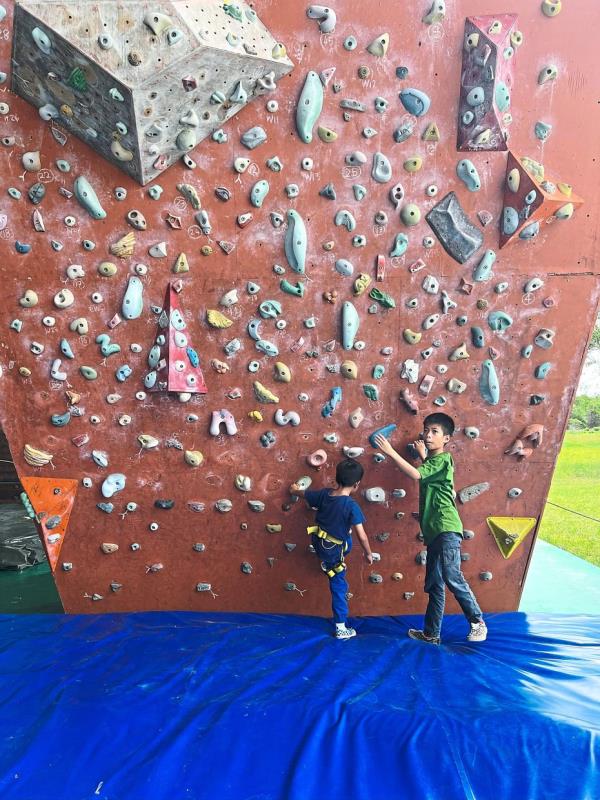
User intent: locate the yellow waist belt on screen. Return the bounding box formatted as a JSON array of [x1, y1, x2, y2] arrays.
[[307, 525, 344, 546]]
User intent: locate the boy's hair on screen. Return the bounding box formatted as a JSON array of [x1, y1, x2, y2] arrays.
[[336, 458, 364, 487], [423, 412, 455, 437]]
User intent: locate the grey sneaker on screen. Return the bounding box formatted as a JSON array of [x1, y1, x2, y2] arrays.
[[467, 621, 488, 642], [408, 629, 440, 645], [335, 627, 357, 640]]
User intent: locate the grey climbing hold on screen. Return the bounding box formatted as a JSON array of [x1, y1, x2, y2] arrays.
[[319, 183, 336, 200], [534, 121, 552, 141], [534, 329, 555, 349], [101, 473, 126, 498], [353, 185, 367, 201], [426, 192, 483, 264], [458, 482, 490, 503], [393, 122, 414, 143], [480, 360, 500, 405], [241, 126, 267, 149], [372, 152, 392, 183], [285, 210, 307, 274], [335, 259, 354, 277]]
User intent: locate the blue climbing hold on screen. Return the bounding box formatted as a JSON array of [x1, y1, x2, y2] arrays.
[[399, 88, 430, 117], [480, 360, 500, 405], [369, 423, 397, 449], [322, 386, 342, 418]]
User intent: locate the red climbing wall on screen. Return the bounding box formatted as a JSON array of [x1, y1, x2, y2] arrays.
[[0, 0, 599, 615]]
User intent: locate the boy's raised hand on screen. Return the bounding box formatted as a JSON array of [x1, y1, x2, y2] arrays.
[[373, 433, 395, 455], [364, 551, 373, 565], [413, 439, 427, 460], [289, 482, 303, 494]]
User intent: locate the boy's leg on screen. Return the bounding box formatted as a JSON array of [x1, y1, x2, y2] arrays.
[[329, 569, 349, 625], [421, 537, 446, 639], [439, 533, 484, 624]]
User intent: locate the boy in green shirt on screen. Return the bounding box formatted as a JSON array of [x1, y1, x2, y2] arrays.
[[374, 412, 487, 644]]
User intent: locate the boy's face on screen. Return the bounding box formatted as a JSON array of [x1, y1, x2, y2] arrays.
[[423, 424, 450, 452]]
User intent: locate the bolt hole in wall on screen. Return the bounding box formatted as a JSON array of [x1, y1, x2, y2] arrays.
[[0, 1, 599, 615]]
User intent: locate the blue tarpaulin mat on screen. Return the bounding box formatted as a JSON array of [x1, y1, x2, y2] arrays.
[[1, 612, 599, 800]]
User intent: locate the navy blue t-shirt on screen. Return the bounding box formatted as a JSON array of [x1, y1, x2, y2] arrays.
[[304, 489, 365, 544]]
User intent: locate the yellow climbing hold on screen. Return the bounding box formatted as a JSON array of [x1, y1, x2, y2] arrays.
[[403, 329, 422, 345], [317, 126, 338, 143], [403, 156, 423, 173], [507, 168, 520, 193], [366, 32, 389, 57], [554, 203, 574, 220], [521, 157, 544, 182], [138, 434, 160, 449], [98, 261, 118, 277], [557, 182, 572, 197], [353, 273, 371, 296], [172, 252, 189, 273], [206, 309, 233, 328], [541, 0, 561, 17], [253, 381, 279, 404], [248, 410, 263, 422], [272, 43, 287, 59], [486, 516, 537, 559], [422, 122, 440, 142], [273, 362, 291, 383], [184, 450, 204, 467], [109, 231, 136, 258], [23, 443, 54, 468]]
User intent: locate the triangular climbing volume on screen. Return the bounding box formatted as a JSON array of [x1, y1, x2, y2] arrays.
[[144, 282, 208, 396], [499, 152, 584, 248], [486, 516, 537, 559], [20, 478, 78, 571]]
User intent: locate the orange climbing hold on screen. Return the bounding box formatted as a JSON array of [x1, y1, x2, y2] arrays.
[[486, 516, 537, 559], [20, 477, 78, 571]]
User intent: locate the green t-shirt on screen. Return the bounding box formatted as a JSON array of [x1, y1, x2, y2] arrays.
[[417, 452, 463, 545]]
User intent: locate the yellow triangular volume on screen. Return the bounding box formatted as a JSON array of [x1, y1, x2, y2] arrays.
[[486, 516, 537, 559], [422, 122, 440, 142]]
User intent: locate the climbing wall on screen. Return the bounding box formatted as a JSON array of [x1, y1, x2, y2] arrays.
[[0, 0, 598, 615]]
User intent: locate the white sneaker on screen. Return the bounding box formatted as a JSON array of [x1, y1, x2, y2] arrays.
[[335, 626, 357, 640], [467, 621, 488, 642]]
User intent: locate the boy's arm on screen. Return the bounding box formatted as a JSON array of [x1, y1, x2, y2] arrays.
[[353, 523, 373, 564], [373, 434, 423, 481]]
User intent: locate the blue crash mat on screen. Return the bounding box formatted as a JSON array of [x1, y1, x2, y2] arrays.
[[0, 612, 599, 800]]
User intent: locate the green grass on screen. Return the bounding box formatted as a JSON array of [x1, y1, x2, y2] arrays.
[[539, 430, 600, 566]]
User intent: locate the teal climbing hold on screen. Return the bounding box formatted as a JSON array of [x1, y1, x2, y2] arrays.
[[480, 359, 500, 405], [488, 311, 513, 332], [296, 71, 323, 144], [535, 362, 552, 379], [473, 249, 496, 282], [399, 88, 430, 117], [121, 276, 143, 320], [74, 176, 106, 219], [456, 159, 481, 192], [495, 81, 511, 112], [251, 179, 270, 208], [471, 327, 485, 348], [389, 233, 408, 257], [342, 301, 359, 350]]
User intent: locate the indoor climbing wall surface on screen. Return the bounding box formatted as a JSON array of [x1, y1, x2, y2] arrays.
[[0, 0, 598, 615]]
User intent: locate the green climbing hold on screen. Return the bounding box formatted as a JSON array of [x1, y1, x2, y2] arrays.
[[369, 287, 395, 309]]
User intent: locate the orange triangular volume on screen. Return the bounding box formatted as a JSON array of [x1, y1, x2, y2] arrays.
[[486, 516, 537, 559], [499, 152, 584, 248], [20, 477, 78, 571], [148, 282, 208, 394]]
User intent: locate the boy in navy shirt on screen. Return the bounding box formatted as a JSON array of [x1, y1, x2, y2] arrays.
[[290, 459, 372, 639]]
